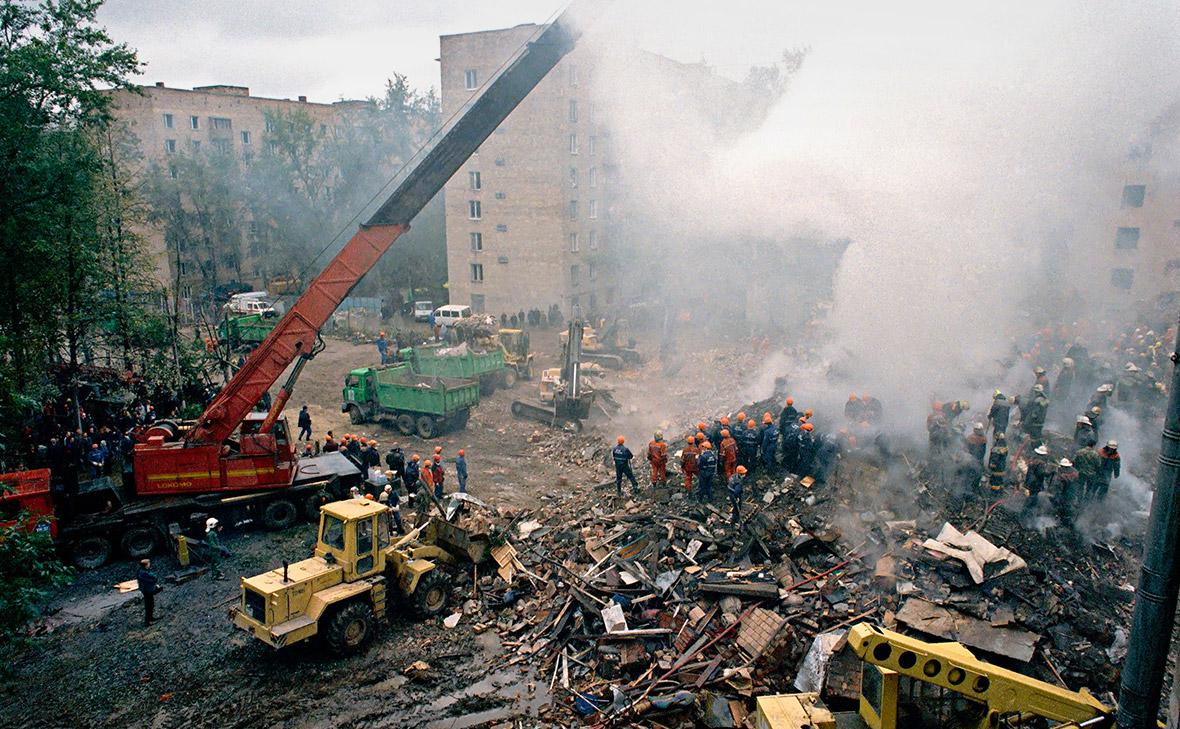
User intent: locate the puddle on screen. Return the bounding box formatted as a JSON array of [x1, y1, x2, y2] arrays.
[[40, 589, 139, 631], [422, 667, 549, 729]]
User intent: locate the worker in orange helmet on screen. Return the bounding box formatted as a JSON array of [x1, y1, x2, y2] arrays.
[[430, 454, 445, 498], [405, 453, 421, 494], [845, 394, 866, 422], [611, 435, 638, 495], [803, 409, 813, 420], [647, 432, 668, 487], [779, 398, 800, 434], [728, 465, 747, 524], [455, 449, 468, 493], [760, 415, 779, 471], [681, 434, 699, 492], [419, 451, 435, 495], [739, 419, 759, 470], [796, 422, 817, 476], [696, 441, 718, 501], [719, 428, 738, 480], [696, 422, 708, 443]]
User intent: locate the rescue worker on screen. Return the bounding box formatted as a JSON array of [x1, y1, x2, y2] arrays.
[[759, 414, 778, 472], [1096, 440, 1120, 501], [696, 421, 708, 444], [1074, 416, 1096, 448], [612, 436, 638, 495], [376, 331, 389, 364], [1032, 366, 1051, 399], [346, 435, 361, 458], [732, 412, 747, 446], [739, 418, 759, 470], [709, 417, 729, 448], [419, 454, 435, 494], [385, 444, 406, 479], [813, 431, 841, 486], [696, 441, 718, 502], [1022, 444, 1052, 513], [137, 558, 160, 627], [988, 391, 1011, 437], [302, 443, 314, 459], [1088, 384, 1114, 411], [681, 435, 699, 492], [379, 483, 404, 534], [322, 434, 339, 453], [1051, 458, 1080, 524], [1055, 358, 1075, 402], [1073, 443, 1101, 503], [782, 418, 804, 472], [205, 517, 228, 580], [404, 454, 421, 494], [1087, 405, 1104, 435], [366, 440, 381, 470], [965, 423, 988, 467], [779, 398, 800, 435], [455, 449, 468, 493], [796, 422, 817, 475], [727, 465, 747, 525], [1021, 385, 1049, 442], [861, 394, 884, 423], [845, 394, 866, 422], [431, 455, 445, 498], [986, 432, 1008, 492], [719, 429, 738, 480], [646, 432, 668, 487], [927, 403, 951, 454], [941, 400, 970, 424]]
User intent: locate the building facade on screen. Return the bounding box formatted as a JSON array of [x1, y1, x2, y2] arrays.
[[439, 26, 619, 318], [106, 83, 362, 311]]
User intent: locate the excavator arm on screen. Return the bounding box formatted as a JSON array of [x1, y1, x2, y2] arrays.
[[185, 5, 591, 447]]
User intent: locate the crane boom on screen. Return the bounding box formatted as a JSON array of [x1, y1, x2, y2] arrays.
[[186, 6, 587, 447]]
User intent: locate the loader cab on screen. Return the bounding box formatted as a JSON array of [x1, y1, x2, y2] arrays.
[[315, 499, 390, 582]]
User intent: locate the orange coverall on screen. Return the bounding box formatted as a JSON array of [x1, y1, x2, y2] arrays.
[[647, 439, 668, 486]]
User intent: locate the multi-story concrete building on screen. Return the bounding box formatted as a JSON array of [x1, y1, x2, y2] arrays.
[[439, 25, 618, 318], [106, 83, 364, 309]]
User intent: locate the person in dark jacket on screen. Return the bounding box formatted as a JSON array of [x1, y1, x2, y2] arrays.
[[986, 432, 1008, 492], [1022, 444, 1052, 514], [759, 415, 778, 472], [1074, 416, 1096, 448], [385, 444, 406, 477], [696, 442, 718, 501], [431, 455, 445, 498], [795, 423, 817, 475], [1096, 440, 1120, 501], [1055, 358, 1075, 403], [1052, 458, 1080, 523], [612, 436, 638, 495], [988, 391, 1011, 437], [778, 398, 799, 434], [137, 559, 161, 627], [365, 441, 382, 470], [322, 433, 339, 452], [964, 423, 988, 466], [455, 449, 469, 493], [404, 454, 420, 494], [297, 405, 312, 441], [727, 466, 746, 525]]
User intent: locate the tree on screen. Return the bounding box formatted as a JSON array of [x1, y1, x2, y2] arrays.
[[0, 509, 72, 651]]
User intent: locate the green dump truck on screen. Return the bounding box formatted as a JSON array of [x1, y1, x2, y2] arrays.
[[341, 363, 480, 438], [218, 313, 276, 351], [409, 343, 508, 395]]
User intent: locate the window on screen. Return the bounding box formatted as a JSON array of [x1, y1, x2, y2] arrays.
[[265, 119, 276, 133], [569, 200, 578, 220], [571, 264, 581, 286], [178, 261, 188, 275], [1115, 227, 1140, 249], [168, 165, 178, 179], [569, 99, 578, 123], [211, 117, 232, 130], [569, 133, 579, 155], [589, 166, 597, 188], [494, 158, 506, 167], [164, 139, 177, 154], [471, 293, 485, 313], [569, 232, 579, 252], [568, 64, 579, 86], [588, 135, 597, 155], [569, 167, 578, 187], [495, 223, 508, 232], [470, 232, 483, 251], [322, 515, 345, 549], [589, 200, 598, 219], [468, 200, 481, 220], [464, 69, 478, 90], [189, 115, 200, 130], [163, 113, 173, 129], [495, 192, 506, 200], [470, 263, 484, 282], [191, 140, 201, 150], [589, 262, 597, 280], [588, 230, 598, 249], [181, 285, 192, 298], [241, 131, 251, 144], [469, 170, 481, 190], [1111, 268, 1134, 290], [1121, 184, 1146, 208]]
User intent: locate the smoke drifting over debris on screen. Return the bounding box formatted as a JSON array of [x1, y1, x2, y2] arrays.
[[581, 2, 1180, 433]]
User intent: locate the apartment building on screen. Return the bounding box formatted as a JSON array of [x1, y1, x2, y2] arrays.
[[439, 25, 618, 318], [106, 83, 364, 308]]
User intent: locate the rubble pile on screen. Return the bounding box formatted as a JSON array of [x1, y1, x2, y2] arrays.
[[425, 436, 1144, 727]]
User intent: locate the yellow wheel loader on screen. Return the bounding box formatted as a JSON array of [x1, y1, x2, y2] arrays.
[[231, 499, 458, 655]]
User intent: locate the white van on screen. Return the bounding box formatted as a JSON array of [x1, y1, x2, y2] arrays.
[[413, 301, 434, 322], [432, 304, 472, 332], [226, 293, 277, 317]]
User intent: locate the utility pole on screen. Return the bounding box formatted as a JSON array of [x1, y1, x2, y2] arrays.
[[1118, 312, 1180, 728]]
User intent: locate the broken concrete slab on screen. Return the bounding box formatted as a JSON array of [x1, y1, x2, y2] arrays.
[[921, 523, 1026, 584], [895, 598, 1038, 663]]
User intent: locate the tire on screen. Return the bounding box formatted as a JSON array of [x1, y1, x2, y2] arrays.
[[323, 601, 375, 656], [503, 368, 518, 389], [304, 491, 328, 521], [120, 525, 158, 559], [262, 499, 299, 530], [348, 405, 365, 425], [396, 413, 415, 436], [479, 376, 496, 396], [413, 569, 450, 618], [454, 409, 470, 430], [416, 416, 438, 439], [72, 535, 113, 570]]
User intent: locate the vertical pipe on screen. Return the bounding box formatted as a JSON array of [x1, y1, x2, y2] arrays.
[[1118, 314, 1180, 728]]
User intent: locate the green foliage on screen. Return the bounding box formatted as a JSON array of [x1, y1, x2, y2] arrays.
[[0, 515, 73, 645]]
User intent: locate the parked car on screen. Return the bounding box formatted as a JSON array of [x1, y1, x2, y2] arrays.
[[432, 304, 472, 333], [413, 300, 434, 322]]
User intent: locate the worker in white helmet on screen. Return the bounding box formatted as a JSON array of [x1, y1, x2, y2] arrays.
[[205, 517, 227, 580]]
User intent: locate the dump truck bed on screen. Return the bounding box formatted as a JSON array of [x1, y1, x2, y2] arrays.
[[372, 366, 480, 416]]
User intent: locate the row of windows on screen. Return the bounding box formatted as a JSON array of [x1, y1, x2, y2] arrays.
[[570, 133, 598, 155], [469, 165, 600, 193], [469, 261, 599, 285], [163, 112, 232, 131], [164, 131, 251, 154], [468, 198, 600, 222], [569, 166, 598, 188]]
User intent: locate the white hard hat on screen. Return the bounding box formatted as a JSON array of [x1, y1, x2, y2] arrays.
[[1062, 357, 1074, 366], [205, 517, 219, 531], [1059, 458, 1072, 468], [1034, 445, 1049, 456], [1076, 416, 1091, 425], [1107, 440, 1118, 449]]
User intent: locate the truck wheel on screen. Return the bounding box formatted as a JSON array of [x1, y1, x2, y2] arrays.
[[454, 409, 471, 430], [479, 376, 496, 396], [416, 416, 438, 439], [304, 491, 328, 521], [413, 569, 450, 617], [262, 499, 299, 530], [503, 368, 518, 388], [324, 601, 375, 656], [396, 413, 415, 436], [348, 405, 365, 425], [72, 536, 112, 569], [121, 526, 158, 559]]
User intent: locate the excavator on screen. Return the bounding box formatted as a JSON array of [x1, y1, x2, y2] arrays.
[[511, 320, 597, 431], [131, 6, 593, 500]]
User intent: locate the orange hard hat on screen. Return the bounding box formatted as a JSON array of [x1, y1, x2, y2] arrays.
[[849, 394, 857, 401], [364, 493, 375, 500], [720, 429, 730, 438], [736, 465, 747, 475], [720, 416, 729, 425], [760, 415, 770, 425], [785, 397, 794, 406], [802, 423, 814, 431], [687, 434, 696, 443], [433, 454, 441, 462], [747, 419, 756, 428], [434, 446, 443, 454], [617, 435, 625, 444], [458, 449, 465, 456], [737, 411, 746, 421], [701, 441, 712, 449], [932, 401, 943, 411], [369, 441, 377, 447], [697, 422, 706, 430], [359, 437, 368, 444], [411, 454, 420, 461], [380, 331, 386, 336], [804, 409, 813, 417]]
